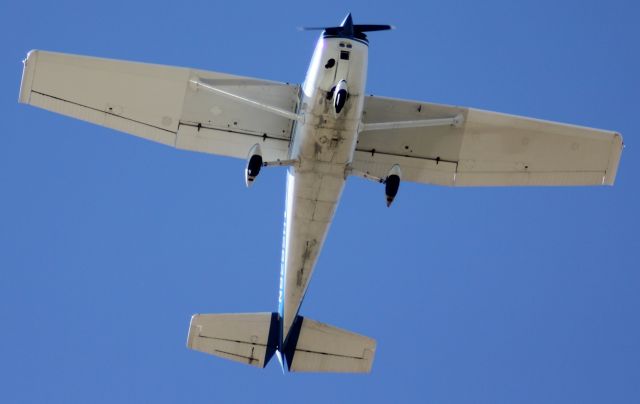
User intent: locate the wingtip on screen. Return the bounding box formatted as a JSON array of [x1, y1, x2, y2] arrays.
[[186, 314, 201, 349], [19, 50, 39, 104], [603, 131, 624, 186], [25, 49, 39, 60]]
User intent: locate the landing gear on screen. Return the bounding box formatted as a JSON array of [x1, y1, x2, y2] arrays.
[[347, 164, 402, 207], [245, 144, 263, 187]]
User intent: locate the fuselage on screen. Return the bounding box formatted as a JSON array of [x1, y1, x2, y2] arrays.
[[278, 35, 369, 347]]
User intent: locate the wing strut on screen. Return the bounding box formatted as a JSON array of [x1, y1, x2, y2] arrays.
[[361, 114, 463, 132], [190, 79, 304, 123]]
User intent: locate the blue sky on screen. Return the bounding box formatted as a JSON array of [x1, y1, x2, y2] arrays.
[[1, 0, 638, 403]]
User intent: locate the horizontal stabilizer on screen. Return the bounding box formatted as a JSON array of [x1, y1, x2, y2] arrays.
[[284, 316, 376, 373], [187, 313, 278, 368]]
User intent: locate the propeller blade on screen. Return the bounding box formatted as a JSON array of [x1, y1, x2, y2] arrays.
[[299, 27, 332, 31], [299, 15, 394, 38], [354, 24, 395, 32]]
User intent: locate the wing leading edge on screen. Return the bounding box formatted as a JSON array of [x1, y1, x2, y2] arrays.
[[353, 96, 622, 186], [19, 50, 300, 162]]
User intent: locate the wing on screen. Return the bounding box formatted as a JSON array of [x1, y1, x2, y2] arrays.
[[353, 96, 623, 186], [19, 50, 300, 161]]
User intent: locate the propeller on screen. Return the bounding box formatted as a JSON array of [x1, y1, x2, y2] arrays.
[[300, 13, 394, 41]]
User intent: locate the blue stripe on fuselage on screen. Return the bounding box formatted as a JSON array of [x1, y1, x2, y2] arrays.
[[322, 34, 369, 46]]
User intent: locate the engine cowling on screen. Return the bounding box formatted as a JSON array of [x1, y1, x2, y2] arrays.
[[245, 143, 263, 187], [384, 164, 402, 207]]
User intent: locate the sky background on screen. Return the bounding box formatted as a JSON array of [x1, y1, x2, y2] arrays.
[[1, 0, 639, 403]]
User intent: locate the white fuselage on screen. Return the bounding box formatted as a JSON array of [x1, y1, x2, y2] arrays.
[[278, 36, 368, 343]]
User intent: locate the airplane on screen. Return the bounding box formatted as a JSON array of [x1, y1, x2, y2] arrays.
[[18, 13, 623, 373]]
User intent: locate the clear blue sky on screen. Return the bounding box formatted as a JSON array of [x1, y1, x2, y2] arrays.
[[1, 1, 638, 403]]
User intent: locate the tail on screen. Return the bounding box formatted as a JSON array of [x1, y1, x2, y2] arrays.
[[187, 312, 376, 373]]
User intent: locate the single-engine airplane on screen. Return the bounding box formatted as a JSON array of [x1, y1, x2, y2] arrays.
[[19, 13, 623, 373]]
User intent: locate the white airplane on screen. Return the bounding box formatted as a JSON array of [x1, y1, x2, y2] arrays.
[[19, 14, 622, 373]]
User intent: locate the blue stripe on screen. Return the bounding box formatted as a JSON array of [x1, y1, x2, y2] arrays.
[[322, 34, 369, 46]]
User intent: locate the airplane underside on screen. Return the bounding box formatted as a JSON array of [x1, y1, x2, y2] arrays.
[[18, 13, 622, 373], [191, 16, 381, 372]]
